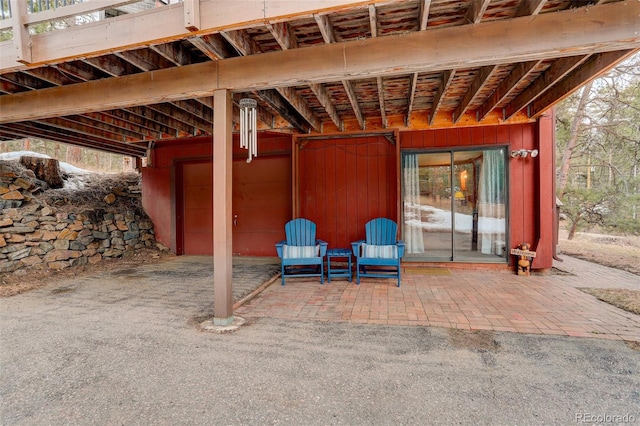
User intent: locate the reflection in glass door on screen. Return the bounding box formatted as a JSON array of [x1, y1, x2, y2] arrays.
[[402, 148, 508, 262]]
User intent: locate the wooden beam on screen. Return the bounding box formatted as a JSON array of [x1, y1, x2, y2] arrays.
[[466, 0, 491, 24], [266, 19, 332, 131], [184, 0, 201, 32], [529, 49, 637, 118], [1, 72, 54, 90], [419, 0, 432, 30], [150, 42, 193, 66], [453, 65, 499, 124], [22, 66, 79, 86], [54, 61, 107, 81], [83, 55, 139, 77], [84, 111, 159, 139], [276, 87, 322, 131], [406, 73, 418, 125], [212, 88, 234, 324], [220, 30, 261, 57], [514, 0, 548, 17], [114, 49, 173, 72], [256, 90, 309, 133], [104, 109, 178, 136], [172, 99, 213, 124], [129, 105, 197, 135], [3, 122, 145, 156], [39, 117, 135, 142], [3, 2, 639, 123], [342, 80, 365, 130], [430, 70, 455, 125], [310, 84, 343, 130], [504, 55, 590, 120], [187, 35, 229, 60], [221, 27, 320, 132], [314, 14, 337, 43], [369, 5, 378, 37], [477, 60, 541, 121], [10, 0, 30, 64], [51, 114, 145, 140], [0, 78, 27, 94], [146, 103, 210, 132], [266, 22, 298, 50], [377, 77, 387, 128], [0, 125, 144, 156]]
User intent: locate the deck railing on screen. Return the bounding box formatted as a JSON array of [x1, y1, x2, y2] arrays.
[[0, 0, 179, 35]]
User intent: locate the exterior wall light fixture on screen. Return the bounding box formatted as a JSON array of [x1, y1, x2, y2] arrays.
[[510, 149, 538, 158]]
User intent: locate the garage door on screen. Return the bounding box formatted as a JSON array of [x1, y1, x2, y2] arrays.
[[179, 156, 291, 256], [181, 161, 213, 255]]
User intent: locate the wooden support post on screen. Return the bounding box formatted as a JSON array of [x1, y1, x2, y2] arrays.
[[213, 89, 233, 325], [535, 111, 555, 269], [11, 0, 31, 64], [184, 0, 201, 32]]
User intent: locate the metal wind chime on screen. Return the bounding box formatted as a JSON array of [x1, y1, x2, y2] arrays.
[[239, 98, 258, 163]]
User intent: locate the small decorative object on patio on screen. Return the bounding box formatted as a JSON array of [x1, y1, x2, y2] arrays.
[[511, 243, 536, 276], [275, 218, 328, 285], [351, 217, 405, 287], [239, 98, 257, 163]]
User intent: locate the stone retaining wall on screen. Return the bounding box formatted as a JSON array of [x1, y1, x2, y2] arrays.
[[1, 162, 160, 275], [0, 204, 157, 274]]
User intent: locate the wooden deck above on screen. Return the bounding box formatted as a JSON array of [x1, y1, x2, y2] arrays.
[[0, 0, 638, 156]]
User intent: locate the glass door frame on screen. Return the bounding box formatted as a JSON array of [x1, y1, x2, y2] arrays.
[[401, 145, 510, 263]]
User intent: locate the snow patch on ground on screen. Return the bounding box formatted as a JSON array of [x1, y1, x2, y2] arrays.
[[404, 202, 505, 234]]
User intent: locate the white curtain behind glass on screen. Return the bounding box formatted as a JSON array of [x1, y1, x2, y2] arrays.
[[403, 154, 425, 254], [478, 150, 506, 255]]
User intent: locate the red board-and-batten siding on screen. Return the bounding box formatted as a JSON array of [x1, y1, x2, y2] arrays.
[[297, 135, 399, 252], [142, 118, 554, 269]]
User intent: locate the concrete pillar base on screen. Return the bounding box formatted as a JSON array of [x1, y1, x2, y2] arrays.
[[200, 316, 245, 333]]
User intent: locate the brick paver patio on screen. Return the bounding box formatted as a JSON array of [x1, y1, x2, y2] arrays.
[[236, 256, 640, 342]]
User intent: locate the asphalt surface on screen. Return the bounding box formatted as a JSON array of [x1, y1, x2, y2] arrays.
[[1, 256, 639, 425]]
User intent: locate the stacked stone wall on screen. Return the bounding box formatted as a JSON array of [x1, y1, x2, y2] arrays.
[[0, 206, 156, 274], [1, 162, 160, 275]]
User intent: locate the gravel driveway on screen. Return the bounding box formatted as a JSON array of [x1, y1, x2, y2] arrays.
[[1, 256, 638, 425]]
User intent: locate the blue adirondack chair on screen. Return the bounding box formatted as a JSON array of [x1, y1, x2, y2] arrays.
[[275, 218, 328, 285], [351, 218, 405, 287]]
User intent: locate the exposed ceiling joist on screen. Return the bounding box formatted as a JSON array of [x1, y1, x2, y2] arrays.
[[453, 65, 499, 124], [419, 0, 432, 30], [430, 70, 455, 125], [309, 84, 343, 130], [514, 0, 548, 17], [504, 55, 590, 120], [342, 81, 366, 130], [256, 90, 309, 134], [466, 0, 491, 24], [187, 35, 229, 60], [377, 77, 387, 128], [530, 49, 636, 117], [477, 60, 541, 121]]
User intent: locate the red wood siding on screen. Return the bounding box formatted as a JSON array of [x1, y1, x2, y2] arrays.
[[298, 136, 397, 249], [142, 121, 554, 269], [233, 156, 292, 256]]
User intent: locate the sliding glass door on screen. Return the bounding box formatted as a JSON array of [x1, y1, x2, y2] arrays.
[[402, 147, 508, 262]]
